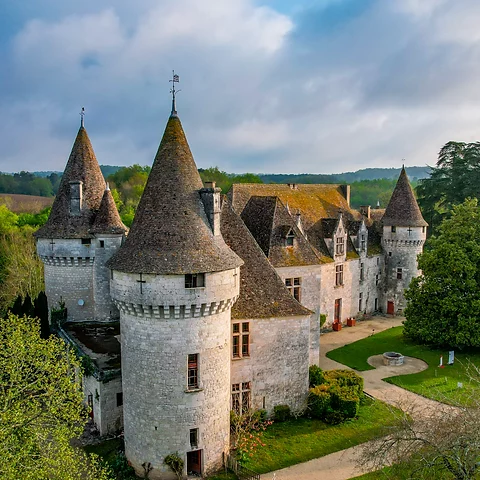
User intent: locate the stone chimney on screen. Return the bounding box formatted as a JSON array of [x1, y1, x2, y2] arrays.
[[340, 184, 350, 207], [295, 212, 304, 234], [359, 205, 371, 219], [69, 180, 83, 216], [200, 182, 222, 236]]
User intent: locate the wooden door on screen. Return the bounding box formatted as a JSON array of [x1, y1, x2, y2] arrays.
[[187, 450, 202, 475], [334, 299, 342, 322], [387, 301, 394, 315]]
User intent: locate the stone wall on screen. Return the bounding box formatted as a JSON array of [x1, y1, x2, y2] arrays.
[[230, 314, 311, 415], [111, 268, 239, 479], [83, 374, 123, 435]]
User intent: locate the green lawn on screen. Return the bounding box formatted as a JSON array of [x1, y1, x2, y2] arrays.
[[326, 326, 480, 406], [351, 465, 452, 480], [243, 398, 401, 474]]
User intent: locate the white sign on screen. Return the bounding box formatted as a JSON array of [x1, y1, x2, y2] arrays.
[[448, 350, 455, 365]]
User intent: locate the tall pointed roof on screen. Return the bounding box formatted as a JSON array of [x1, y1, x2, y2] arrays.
[[107, 115, 242, 274], [91, 186, 128, 235], [382, 167, 428, 227], [35, 126, 106, 238]]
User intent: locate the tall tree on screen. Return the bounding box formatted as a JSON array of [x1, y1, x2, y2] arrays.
[[417, 141, 480, 232], [404, 198, 480, 348], [0, 314, 112, 480]]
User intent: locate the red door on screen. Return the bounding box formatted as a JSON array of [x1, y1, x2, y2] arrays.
[[387, 301, 394, 315], [187, 450, 202, 475]]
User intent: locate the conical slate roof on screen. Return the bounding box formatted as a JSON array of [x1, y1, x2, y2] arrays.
[[382, 167, 428, 227], [107, 115, 242, 274], [91, 186, 128, 235], [35, 126, 106, 238]]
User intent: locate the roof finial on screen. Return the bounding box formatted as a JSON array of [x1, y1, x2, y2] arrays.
[[169, 70, 180, 116], [106, 182, 110, 191], [80, 107, 85, 128]]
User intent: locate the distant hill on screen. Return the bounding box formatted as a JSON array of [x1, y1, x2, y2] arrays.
[[259, 167, 431, 184], [32, 165, 122, 178]]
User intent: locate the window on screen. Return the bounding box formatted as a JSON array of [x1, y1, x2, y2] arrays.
[[190, 428, 199, 448], [232, 382, 251, 415], [375, 274, 379, 286], [286, 230, 295, 247], [187, 354, 199, 389], [422, 226, 426, 233], [360, 263, 364, 282], [397, 268, 403, 280], [81, 238, 91, 245], [359, 292, 363, 312], [335, 236, 345, 255], [285, 278, 301, 301], [116, 392, 123, 407], [232, 322, 250, 358], [388, 252, 392, 257], [361, 235, 366, 251], [391, 226, 396, 233], [335, 264, 344, 286], [374, 298, 378, 311], [99, 240, 105, 248], [185, 273, 205, 288]]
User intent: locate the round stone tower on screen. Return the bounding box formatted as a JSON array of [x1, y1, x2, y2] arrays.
[[381, 167, 428, 315], [107, 111, 243, 479], [35, 119, 127, 322]]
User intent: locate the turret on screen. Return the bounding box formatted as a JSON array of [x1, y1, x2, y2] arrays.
[[107, 111, 242, 479], [35, 116, 127, 322], [381, 167, 427, 315]]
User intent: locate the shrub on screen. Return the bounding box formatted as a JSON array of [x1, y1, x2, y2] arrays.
[[308, 384, 331, 419], [273, 405, 291, 422], [252, 409, 268, 422], [323, 370, 364, 397], [164, 453, 184, 479], [331, 386, 360, 419], [309, 365, 325, 388], [324, 407, 346, 425]]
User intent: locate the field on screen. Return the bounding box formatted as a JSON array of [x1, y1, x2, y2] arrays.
[[0, 193, 53, 213]]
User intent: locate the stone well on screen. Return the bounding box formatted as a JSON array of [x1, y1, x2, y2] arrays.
[[383, 351, 404, 366]]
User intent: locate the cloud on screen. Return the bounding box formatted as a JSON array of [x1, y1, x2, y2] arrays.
[[2, 0, 480, 174]]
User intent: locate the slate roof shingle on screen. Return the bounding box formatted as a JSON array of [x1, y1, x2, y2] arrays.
[[91, 187, 128, 235]]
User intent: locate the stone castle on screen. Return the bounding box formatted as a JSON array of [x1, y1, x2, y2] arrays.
[[34, 104, 427, 479]]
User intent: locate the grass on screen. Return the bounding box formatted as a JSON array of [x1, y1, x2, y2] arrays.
[[207, 472, 238, 480], [351, 465, 452, 480], [243, 398, 401, 474], [84, 437, 123, 463], [326, 326, 480, 406]]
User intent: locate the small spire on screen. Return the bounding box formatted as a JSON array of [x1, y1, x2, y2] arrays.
[[80, 107, 85, 128], [376, 199, 380, 208], [169, 70, 180, 116]]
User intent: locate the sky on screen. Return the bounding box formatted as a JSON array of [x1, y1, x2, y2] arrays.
[[2, 0, 480, 174]]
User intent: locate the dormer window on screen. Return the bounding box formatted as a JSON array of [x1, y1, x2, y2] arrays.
[[185, 273, 205, 288], [286, 230, 295, 247], [335, 236, 345, 255]]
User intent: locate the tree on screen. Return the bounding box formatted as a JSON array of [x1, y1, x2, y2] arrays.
[[404, 198, 480, 348], [417, 141, 480, 233], [0, 314, 112, 480], [358, 366, 480, 479]]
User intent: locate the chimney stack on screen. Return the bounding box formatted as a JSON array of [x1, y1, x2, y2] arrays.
[[200, 182, 222, 236]]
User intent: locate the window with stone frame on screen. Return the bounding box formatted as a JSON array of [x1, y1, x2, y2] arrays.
[[360, 234, 366, 251], [185, 273, 205, 288], [375, 273, 379, 286], [285, 277, 301, 302], [360, 262, 365, 282], [232, 382, 251, 415], [232, 322, 250, 358], [187, 354, 199, 390], [335, 264, 344, 286], [190, 428, 199, 448], [335, 235, 345, 255], [391, 226, 396, 233], [359, 292, 363, 312], [397, 267, 403, 280], [285, 229, 295, 247]]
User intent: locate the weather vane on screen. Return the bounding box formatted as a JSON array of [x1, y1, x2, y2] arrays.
[[169, 71, 180, 116], [80, 107, 85, 127]]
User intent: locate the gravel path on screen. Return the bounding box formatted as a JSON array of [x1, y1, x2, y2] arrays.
[[260, 316, 438, 480]]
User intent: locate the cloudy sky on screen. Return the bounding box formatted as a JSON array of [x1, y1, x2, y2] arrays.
[[2, 0, 480, 174]]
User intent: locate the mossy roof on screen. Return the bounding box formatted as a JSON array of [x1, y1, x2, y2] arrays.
[[107, 115, 242, 274], [382, 167, 428, 227], [91, 188, 128, 235], [35, 126, 106, 239], [220, 197, 312, 319]]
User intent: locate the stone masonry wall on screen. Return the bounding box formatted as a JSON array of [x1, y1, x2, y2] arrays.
[[111, 269, 239, 480], [230, 315, 311, 415]]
